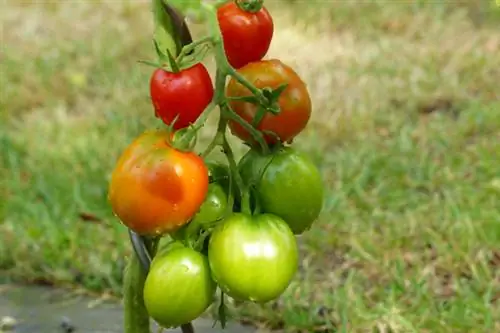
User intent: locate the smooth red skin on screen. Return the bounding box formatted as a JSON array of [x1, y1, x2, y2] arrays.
[[217, 2, 274, 69], [150, 64, 214, 130], [108, 130, 209, 236], [226, 59, 312, 144]]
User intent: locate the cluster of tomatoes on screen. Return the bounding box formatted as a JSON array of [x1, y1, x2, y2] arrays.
[[108, 1, 324, 329]]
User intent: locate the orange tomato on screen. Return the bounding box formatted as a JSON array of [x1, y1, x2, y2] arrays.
[[108, 130, 209, 236], [226, 59, 312, 145]]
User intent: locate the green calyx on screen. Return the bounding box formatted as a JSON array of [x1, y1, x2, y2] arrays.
[[169, 127, 198, 153], [235, 0, 264, 13]]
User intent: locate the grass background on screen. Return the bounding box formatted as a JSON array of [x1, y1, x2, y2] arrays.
[[1, 1, 500, 332]]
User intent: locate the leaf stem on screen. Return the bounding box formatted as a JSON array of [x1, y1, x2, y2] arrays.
[[176, 36, 214, 63]]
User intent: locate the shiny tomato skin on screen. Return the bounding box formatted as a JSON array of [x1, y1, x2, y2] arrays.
[[206, 162, 230, 187], [143, 245, 216, 328], [108, 130, 209, 236], [150, 63, 214, 130], [217, 2, 273, 69], [171, 182, 229, 242], [208, 213, 298, 303], [226, 59, 312, 145], [238, 146, 324, 234], [189, 183, 228, 227]]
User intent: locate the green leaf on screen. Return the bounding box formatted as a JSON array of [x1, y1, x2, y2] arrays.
[[152, 0, 193, 60], [270, 83, 289, 99], [212, 291, 228, 329], [168, 0, 205, 22]]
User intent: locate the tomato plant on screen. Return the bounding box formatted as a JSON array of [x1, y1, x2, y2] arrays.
[[110, 1, 325, 332], [226, 59, 312, 145], [217, 1, 274, 69], [208, 212, 298, 303], [150, 63, 214, 130], [239, 146, 324, 234], [108, 130, 209, 236], [143, 244, 216, 328]]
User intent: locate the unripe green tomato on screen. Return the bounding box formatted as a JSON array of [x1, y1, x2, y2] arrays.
[[238, 146, 324, 234], [143, 245, 216, 328], [171, 183, 229, 241], [208, 212, 298, 303], [206, 161, 241, 209]]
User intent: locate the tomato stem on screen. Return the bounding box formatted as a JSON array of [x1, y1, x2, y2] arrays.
[[123, 237, 159, 333], [221, 104, 270, 154], [201, 116, 225, 158], [221, 133, 251, 215], [176, 36, 214, 64]]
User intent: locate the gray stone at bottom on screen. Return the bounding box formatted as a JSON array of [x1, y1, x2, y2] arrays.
[[0, 285, 257, 333]]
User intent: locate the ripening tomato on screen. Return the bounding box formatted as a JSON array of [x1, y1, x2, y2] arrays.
[[238, 146, 324, 234], [143, 244, 216, 328], [208, 213, 298, 303], [150, 63, 214, 130], [217, 1, 273, 69], [226, 59, 312, 145], [108, 130, 209, 236]]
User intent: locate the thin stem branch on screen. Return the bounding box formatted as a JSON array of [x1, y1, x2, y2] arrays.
[[176, 36, 213, 63], [221, 103, 270, 154], [221, 132, 251, 215]]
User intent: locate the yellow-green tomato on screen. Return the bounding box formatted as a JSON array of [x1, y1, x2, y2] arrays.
[[143, 245, 216, 328], [208, 212, 298, 303]]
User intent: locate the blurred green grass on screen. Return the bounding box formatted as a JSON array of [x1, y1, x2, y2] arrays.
[[1, 1, 500, 332]]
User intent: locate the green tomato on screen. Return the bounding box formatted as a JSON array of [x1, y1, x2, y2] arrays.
[[206, 161, 241, 210], [208, 212, 298, 303], [171, 182, 229, 241], [143, 245, 216, 328], [206, 161, 231, 186], [238, 146, 324, 234]]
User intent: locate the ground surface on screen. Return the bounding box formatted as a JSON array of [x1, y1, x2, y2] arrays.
[[0, 285, 256, 333], [1, 1, 500, 332]]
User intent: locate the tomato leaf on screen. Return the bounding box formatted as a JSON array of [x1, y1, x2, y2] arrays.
[[177, 43, 213, 70], [137, 59, 163, 69], [152, 0, 193, 60], [270, 83, 289, 100], [213, 290, 228, 329]]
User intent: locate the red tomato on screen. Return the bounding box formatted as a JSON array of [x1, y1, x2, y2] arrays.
[[108, 130, 209, 236], [226, 59, 312, 145], [217, 1, 274, 69], [150, 63, 214, 130]]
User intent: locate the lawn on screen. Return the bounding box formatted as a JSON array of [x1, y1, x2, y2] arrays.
[[1, 1, 499, 332]]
